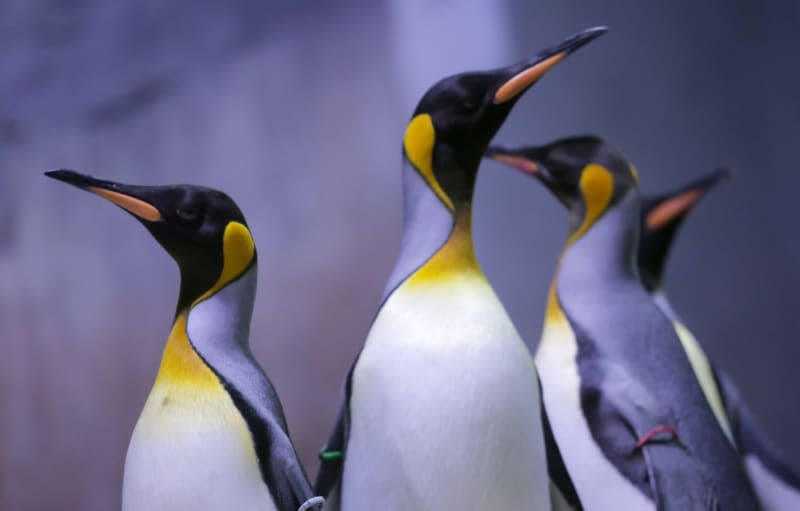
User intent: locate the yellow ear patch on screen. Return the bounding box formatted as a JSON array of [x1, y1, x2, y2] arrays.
[[194, 221, 255, 304], [404, 114, 454, 211], [568, 164, 614, 245], [218, 221, 255, 285]]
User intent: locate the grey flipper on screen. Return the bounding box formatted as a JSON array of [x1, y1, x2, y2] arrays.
[[188, 266, 322, 511], [716, 370, 800, 510], [217, 367, 322, 511], [577, 344, 722, 510]]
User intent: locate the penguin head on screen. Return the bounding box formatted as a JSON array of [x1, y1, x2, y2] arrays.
[[638, 168, 729, 291], [487, 136, 639, 240], [404, 26, 606, 211], [45, 170, 255, 310]]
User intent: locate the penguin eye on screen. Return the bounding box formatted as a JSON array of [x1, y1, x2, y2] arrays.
[[175, 206, 201, 222], [460, 98, 480, 114]]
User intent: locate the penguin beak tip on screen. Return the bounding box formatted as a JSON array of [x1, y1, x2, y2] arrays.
[[44, 169, 90, 188], [493, 26, 608, 105], [564, 26, 609, 55], [699, 167, 732, 194], [714, 167, 732, 182]]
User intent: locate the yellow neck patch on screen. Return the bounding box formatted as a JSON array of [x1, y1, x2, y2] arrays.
[[406, 210, 479, 287], [403, 114, 454, 211], [195, 221, 255, 305], [567, 163, 614, 245], [154, 312, 220, 388], [544, 281, 568, 326]]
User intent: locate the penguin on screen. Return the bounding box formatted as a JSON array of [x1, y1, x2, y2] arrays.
[[45, 170, 323, 511], [639, 172, 800, 511], [314, 27, 607, 511], [486, 137, 760, 510], [638, 170, 735, 446]]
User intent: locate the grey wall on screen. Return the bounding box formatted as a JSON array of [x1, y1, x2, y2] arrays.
[[1, 1, 797, 509]]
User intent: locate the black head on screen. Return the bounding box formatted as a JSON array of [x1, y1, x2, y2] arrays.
[[487, 136, 642, 244], [45, 169, 256, 311], [404, 27, 607, 211], [638, 169, 729, 291], [488, 136, 639, 207]]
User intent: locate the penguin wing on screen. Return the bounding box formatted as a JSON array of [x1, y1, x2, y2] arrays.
[[716, 369, 800, 508], [313, 365, 354, 506], [583, 360, 723, 510], [214, 351, 322, 511], [581, 359, 667, 497], [251, 377, 325, 511], [237, 381, 323, 511]]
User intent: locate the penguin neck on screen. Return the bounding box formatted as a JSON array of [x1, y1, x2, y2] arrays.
[[381, 159, 479, 301], [545, 191, 640, 325], [638, 228, 675, 294], [156, 263, 258, 386], [639, 267, 664, 295], [175, 259, 220, 315], [186, 262, 257, 350]]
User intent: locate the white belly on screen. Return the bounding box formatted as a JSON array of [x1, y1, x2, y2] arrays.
[[342, 276, 550, 511], [122, 381, 277, 511], [536, 319, 654, 511]]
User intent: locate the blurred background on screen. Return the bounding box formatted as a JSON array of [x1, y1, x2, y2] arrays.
[[1, 0, 798, 509]]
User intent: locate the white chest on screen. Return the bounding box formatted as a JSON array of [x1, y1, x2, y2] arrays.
[[536, 319, 654, 511], [343, 277, 550, 510], [122, 382, 277, 511]]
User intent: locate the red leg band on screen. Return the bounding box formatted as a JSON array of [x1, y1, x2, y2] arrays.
[[636, 424, 678, 449]]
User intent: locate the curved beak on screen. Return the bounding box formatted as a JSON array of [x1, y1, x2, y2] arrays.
[[45, 169, 163, 222], [485, 145, 541, 176], [493, 26, 607, 104], [643, 168, 730, 231], [485, 144, 556, 186]]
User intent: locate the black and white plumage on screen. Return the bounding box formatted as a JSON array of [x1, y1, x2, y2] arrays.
[[46, 170, 322, 511], [487, 137, 760, 510], [316, 28, 606, 511]]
